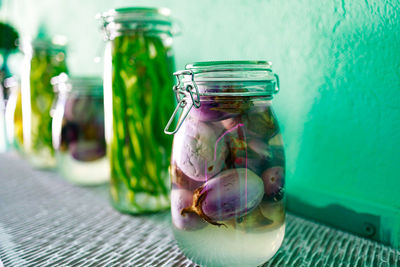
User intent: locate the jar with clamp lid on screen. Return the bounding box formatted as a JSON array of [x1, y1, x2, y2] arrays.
[[98, 7, 176, 213], [4, 77, 24, 152], [165, 61, 286, 267], [51, 73, 109, 185], [21, 36, 68, 169]]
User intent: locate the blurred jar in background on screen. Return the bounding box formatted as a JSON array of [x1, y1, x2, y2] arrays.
[[51, 74, 109, 185], [4, 77, 24, 153], [0, 22, 19, 152], [21, 35, 68, 169], [0, 81, 6, 152], [98, 7, 176, 213]]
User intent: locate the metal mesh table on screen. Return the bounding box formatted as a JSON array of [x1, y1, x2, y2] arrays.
[[0, 153, 399, 267]]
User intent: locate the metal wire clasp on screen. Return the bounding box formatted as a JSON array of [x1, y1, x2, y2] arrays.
[[274, 73, 280, 93], [164, 70, 201, 135]]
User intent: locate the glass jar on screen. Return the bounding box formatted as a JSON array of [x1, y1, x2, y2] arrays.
[[98, 7, 176, 213], [165, 61, 285, 267], [51, 73, 109, 185], [0, 81, 6, 152], [21, 38, 68, 169], [4, 77, 24, 152], [0, 22, 19, 152]]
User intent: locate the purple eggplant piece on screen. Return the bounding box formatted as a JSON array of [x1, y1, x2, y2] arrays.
[[181, 168, 264, 226], [64, 96, 99, 124], [259, 201, 285, 228], [171, 189, 206, 231], [231, 155, 267, 176], [170, 164, 203, 191], [188, 94, 254, 122], [227, 207, 274, 232], [69, 140, 106, 162], [230, 137, 285, 176], [60, 122, 80, 151], [243, 108, 279, 139], [247, 138, 272, 159], [172, 118, 228, 181], [189, 101, 232, 122], [220, 125, 270, 175], [220, 116, 243, 130], [261, 166, 284, 198]]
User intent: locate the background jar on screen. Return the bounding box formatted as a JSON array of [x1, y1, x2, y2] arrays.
[[0, 22, 19, 153], [98, 7, 176, 213], [21, 38, 68, 169], [166, 61, 285, 267], [4, 76, 24, 153], [51, 74, 109, 185]]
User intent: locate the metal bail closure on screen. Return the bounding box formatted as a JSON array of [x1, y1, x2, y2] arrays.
[[164, 70, 200, 135], [164, 98, 193, 135], [274, 73, 280, 93]]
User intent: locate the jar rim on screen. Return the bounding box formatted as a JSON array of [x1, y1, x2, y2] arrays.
[[98, 7, 174, 39], [173, 60, 280, 98], [182, 60, 276, 82], [51, 73, 103, 95], [186, 60, 273, 72], [98, 7, 172, 25], [30, 35, 68, 51]]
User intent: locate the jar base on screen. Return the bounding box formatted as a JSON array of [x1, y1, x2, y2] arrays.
[[27, 151, 56, 170], [111, 192, 170, 215], [56, 153, 110, 186], [173, 223, 285, 267]]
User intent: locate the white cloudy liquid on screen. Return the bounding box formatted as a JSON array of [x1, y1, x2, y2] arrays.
[[57, 153, 109, 185], [173, 223, 285, 267]]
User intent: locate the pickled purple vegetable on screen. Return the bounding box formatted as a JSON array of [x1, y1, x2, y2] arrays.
[[173, 117, 227, 181], [220, 116, 242, 130], [243, 107, 278, 139], [262, 166, 284, 198], [59, 122, 79, 151], [188, 94, 256, 122], [181, 168, 264, 225], [171, 189, 206, 231], [64, 97, 96, 124], [59, 95, 106, 162], [229, 207, 273, 232], [227, 136, 285, 176], [170, 164, 203, 191], [69, 140, 106, 162], [260, 201, 285, 227], [189, 101, 232, 122]]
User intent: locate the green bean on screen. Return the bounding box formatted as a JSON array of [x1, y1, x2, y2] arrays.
[[109, 32, 175, 213]]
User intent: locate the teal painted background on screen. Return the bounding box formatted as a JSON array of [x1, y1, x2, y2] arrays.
[[1, 0, 399, 247]]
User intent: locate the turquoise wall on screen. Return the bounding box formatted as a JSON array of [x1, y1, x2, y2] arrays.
[[1, 0, 399, 247]]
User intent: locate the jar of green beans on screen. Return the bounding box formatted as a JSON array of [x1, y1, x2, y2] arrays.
[[98, 7, 176, 213], [21, 37, 68, 169]]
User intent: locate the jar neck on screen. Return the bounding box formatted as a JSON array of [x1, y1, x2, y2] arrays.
[[182, 81, 276, 98], [66, 90, 103, 97], [103, 23, 173, 40], [98, 8, 174, 40], [52, 74, 102, 97]]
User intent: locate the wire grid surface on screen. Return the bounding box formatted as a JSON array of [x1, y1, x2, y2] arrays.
[[0, 153, 399, 267]]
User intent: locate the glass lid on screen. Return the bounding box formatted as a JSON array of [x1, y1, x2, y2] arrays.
[[97, 7, 174, 39], [99, 7, 172, 25], [175, 61, 279, 96], [51, 73, 103, 95]]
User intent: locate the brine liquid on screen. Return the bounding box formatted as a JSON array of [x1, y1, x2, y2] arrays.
[[173, 223, 285, 267], [27, 148, 56, 169], [56, 153, 109, 185]]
